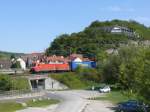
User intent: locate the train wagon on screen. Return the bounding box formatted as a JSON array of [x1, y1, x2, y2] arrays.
[[30, 63, 70, 73], [55, 63, 70, 71], [70, 61, 96, 71]]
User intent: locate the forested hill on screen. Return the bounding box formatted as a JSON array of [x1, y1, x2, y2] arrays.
[[46, 20, 150, 57], [0, 51, 24, 59]]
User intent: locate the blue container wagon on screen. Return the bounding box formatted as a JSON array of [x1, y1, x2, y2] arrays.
[[71, 61, 96, 71]]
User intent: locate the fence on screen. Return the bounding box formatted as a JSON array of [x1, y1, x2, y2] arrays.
[[0, 69, 25, 74], [0, 89, 46, 100]]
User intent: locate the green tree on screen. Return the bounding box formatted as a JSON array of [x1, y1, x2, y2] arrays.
[[102, 55, 121, 84], [11, 61, 21, 69], [100, 45, 150, 102], [75, 67, 101, 82], [46, 19, 150, 57], [10, 54, 15, 59]]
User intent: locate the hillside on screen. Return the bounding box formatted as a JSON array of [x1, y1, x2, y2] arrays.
[[46, 19, 150, 58], [0, 51, 24, 60]]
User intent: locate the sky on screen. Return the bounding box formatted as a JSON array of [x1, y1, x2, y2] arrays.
[[0, 0, 150, 53]]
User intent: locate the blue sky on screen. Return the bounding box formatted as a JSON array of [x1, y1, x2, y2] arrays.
[[0, 0, 150, 53]]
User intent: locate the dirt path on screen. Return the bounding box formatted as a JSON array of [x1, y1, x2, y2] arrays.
[[84, 100, 115, 112]]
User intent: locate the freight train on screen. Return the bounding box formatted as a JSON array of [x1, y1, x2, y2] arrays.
[[30, 61, 96, 73]]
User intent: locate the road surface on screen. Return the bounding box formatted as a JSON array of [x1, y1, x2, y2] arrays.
[[17, 90, 115, 112]]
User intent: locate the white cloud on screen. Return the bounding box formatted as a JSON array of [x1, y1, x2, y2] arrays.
[[136, 17, 150, 23], [108, 6, 122, 12], [101, 6, 135, 12], [135, 17, 150, 26]]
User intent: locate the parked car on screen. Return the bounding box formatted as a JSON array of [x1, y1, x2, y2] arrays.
[[99, 86, 111, 93], [117, 100, 149, 112]]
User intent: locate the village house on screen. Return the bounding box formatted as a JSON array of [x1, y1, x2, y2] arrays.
[[0, 59, 12, 69], [101, 25, 139, 38]]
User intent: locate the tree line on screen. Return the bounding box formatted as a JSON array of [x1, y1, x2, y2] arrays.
[[98, 45, 150, 103]]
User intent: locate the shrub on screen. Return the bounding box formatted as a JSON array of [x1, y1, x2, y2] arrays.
[[0, 74, 12, 91], [11, 61, 21, 69], [0, 74, 30, 91], [75, 67, 101, 82], [12, 77, 30, 90]]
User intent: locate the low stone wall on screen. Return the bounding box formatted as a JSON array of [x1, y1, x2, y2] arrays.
[[45, 78, 68, 90]]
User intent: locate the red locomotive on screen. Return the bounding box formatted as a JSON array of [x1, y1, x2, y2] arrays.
[[30, 63, 70, 73]]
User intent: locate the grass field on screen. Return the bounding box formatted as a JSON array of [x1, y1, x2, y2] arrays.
[[94, 91, 136, 104], [0, 102, 24, 112], [0, 99, 59, 112]]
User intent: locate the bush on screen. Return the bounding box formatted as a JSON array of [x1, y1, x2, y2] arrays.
[[12, 77, 30, 90], [0, 74, 12, 91], [75, 67, 101, 82], [0, 74, 30, 91], [11, 61, 21, 69]]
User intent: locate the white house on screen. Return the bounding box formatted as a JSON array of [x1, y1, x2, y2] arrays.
[[110, 26, 135, 37], [16, 58, 26, 70], [111, 26, 122, 33], [72, 57, 82, 62]]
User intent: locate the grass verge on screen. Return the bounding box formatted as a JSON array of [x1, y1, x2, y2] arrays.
[[94, 91, 136, 104], [26, 99, 59, 107], [49, 72, 100, 89], [50, 72, 86, 89], [0, 102, 24, 112], [0, 99, 59, 112]]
